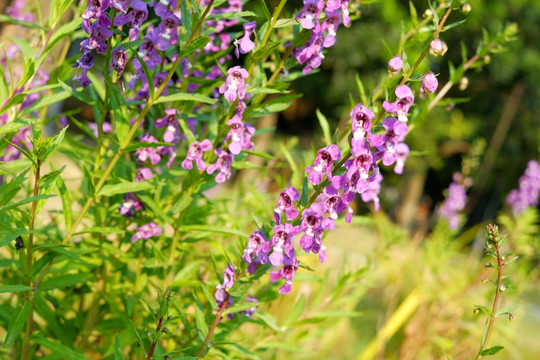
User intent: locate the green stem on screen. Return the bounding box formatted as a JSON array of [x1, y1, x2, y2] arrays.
[[21, 159, 41, 360]]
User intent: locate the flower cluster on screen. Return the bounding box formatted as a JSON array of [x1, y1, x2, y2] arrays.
[[242, 82, 429, 294], [438, 172, 472, 230], [506, 160, 540, 215], [293, 0, 351, 74], [214, 263, 259, 319]]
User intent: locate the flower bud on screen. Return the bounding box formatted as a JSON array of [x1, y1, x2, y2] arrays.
[[162, 327, 169, 333], [484, 55, 491, 64], [15, 236, 24, 250], [423, 9, 433, 18], [388, 56, 403, 75], [473, 306, 480, 314], [421, 71, 438, 95], [430, 38, 448, 56], [509, 313, 516, 321], [499, 284, 506, 292], [459, 76, 469, 91], [485, 262, 493, 268], [481, 278, 490, 284], [208, 341, 214, 348], [147, 332, 154, 337], [460, 3, 472, 14]]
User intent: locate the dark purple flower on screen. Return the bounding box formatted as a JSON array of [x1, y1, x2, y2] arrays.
[[82, 0, 110, 34], [325, 0, 350, 26], [292, 22, 325, 75], [321, 9, 341, 48], [131, 221, 162, 242], [305, 144, 341, 185], [155, 13, 180, 51], [219, 66, 249, 102], [274, 187, 300, 224], [154, 0, 178, 17], [206, 148, 234, 183], [110, 46, 128, 76], [110, 0, 130, 13], [182, 139, 212, 171], [215, 263, 236, 310], [114, 0, 148, 41]]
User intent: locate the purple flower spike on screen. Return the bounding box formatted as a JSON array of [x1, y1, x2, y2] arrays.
[[243, 231, 270, 266], [219, 66, 249, 102], [421, 71, 438, 95], [155, 109, 180, 143], [506, 160, 540, 214], [297, 0, 325, 30], [206, 148, 234, 183], [388, 56, 403, 74], [131, 221, 162, 242], [182, 139, 212, 171], [382, 85, 415, 122], [274, 187, 300, 224], [234, 21, 257, 58], [110, 47, 128, 76], [270, 251, 298, 295], [438, 181, 467, 229], [135, 133, 161, 165], [305, 144, 341, 185]]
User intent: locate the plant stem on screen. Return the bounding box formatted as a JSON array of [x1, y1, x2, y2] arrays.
[[146, 316, 164, 360], [195, 297, 229, 358], [21, 159, 41, 360]]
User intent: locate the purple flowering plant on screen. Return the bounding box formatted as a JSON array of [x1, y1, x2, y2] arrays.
[[0, 0, 536, 358]]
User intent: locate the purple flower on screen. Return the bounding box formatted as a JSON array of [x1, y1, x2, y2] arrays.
[[182, 139, 213, 171], [82, 21, 113, 54], [110, 47, 128, 76], [421, 71, 438, 95], [305, 144, 341, 185], [155, 109, 179, 143], [114, 0, 148, 41], [242, 231, 271, 267], [360, 173, 382, 211], [506, 160, 540, 214], [388, 56, 403, 74], [367, 117, 408, 166], [429, 38, 448, 56], [350, 103, 375, 156], [82, 0, 110, 34], [206, 148, 234, 183], [219, 66, 249, 102], [215, 263, 236, 310], [234, 21, 257, 58], [292, 22, 325, 74], [154, 0, 178, 17], [88, 121, 112, 137], [135, 167, 153, 181], [297, 0, 325, 30], [346, 144, 374, 194], [131, 221, 162, 242], [135, 133, 161, 165], [393, 143, 409, 175], [269, 223, 299, 267], [110, 0, 130, 13], [226, 101, 247, 154], [382, 85, 415, 122], [119, 193, 143, 217], [134, 32, 162, 70], [155, 13, 180, 51], [438, 181, 467, 230], [274, 187, 300, 224], [321, 10, 341, 47], [270, 251, 298, 295]]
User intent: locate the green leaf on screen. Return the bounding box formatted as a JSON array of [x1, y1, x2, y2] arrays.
[[37, 17, 82, 68], [241, 149, 274, 160], [3, 300, 31, 347], [178, 116, 197, 144], [0, 284, 33, 293], [123, 141, 174, 152], [0, 14, 47, 29], [474, 305, 492, 317], [253, 311, 281, 332], [98, 181, 153, 197], [316, 109, 332, 146], [0, 194, 56, 213], [253, 41, 281, 60], [181, 225, 249, 238], [495, 304, 520, 317], [194, 298, 208, 337], [21, 90, 71, 116], [155, 92, 217, 105], [293, 31, 312, 48], [200, 282, 215, 310], [139, 195, 175, 224], [231, 161, 264, 170], [38, 273, 92, 291], [129, 319, 147, 357], [58, 80, 99, 107], [114, 335, 126, 360], [56, 176, 72, 231], [74, 227, 126, 235], [223, 300, 259, 316], [228, 281, 250, 297], [479, 346, 504, 356], [259, 0, 271, 20], [180, 35, 211, 58], [300, 176, 309, 207], [33, 335, 89, 360], [33, 295, 71, 345]]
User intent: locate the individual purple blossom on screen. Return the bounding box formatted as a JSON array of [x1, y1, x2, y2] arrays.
[[114, 0, 148, 41], [226, 101, 247, 154], [346, 144, 374, 194], [219, 66, 249, 102], [206, 148, 234, 183], [269, 223, 299, 267], [119, 193, 143, 217], [134, 32, 162, 70], [131, 221, 162, 242], [388, 56, 403, 74], [234, 21, 257, 58], [368, 117, 408, 166], [242, 231, 271, 268], [325, 0, 351, 26], [297, 0, 325, 30], [321, 10, 341, 47], [270, 250, 298, 295], [360, 173, 382, 211], [155, 13, 180, 51], [393, 143, 410, 175], [215, 263, 236, 310], [82, 0, 110, 34], [135, 133, 161, 165], [135, 167, 153, 181], [506, 160, 540, 215], [72, 50, 94, 88], [88, 121, 112, 137], [382, 85, 415, 122], [350, 103, 375, 156], [298, 202, 332, 262], [292, 22, 325, 75], [182, 139, 213, 171], [155, 109, 180, 143], [110, 0, 130, 13], [154, 0, 178, 17], [429, 38, 448, 56], [5, 0, 34, 22], [274, 187, 300, 224], [438, 181, 467, 229], [305, 144, 341, 185], [82, 20, 113, 54], [110, 47, 128, 76], [421, 71, 438, 95]]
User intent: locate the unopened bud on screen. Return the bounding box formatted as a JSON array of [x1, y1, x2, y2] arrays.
[[459, 77, 469, 91], [162, 327, 169, 333], [484, 55, 491, 64], [167, 315, 173, 320], [481, 278, 490, 284], [460, 3, 472, 14], [485, 262, 493, 268], [423, 9, 433, 18], [15, 236, 24, 250], [499, 284, 506, 292], [208, 341, 214, 348], [509, 313, 516, 321], [473, 306, 480, 314], [501, 255, 506, 261], [430, 38, 448, 56], [147, 332, 153, 337]]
